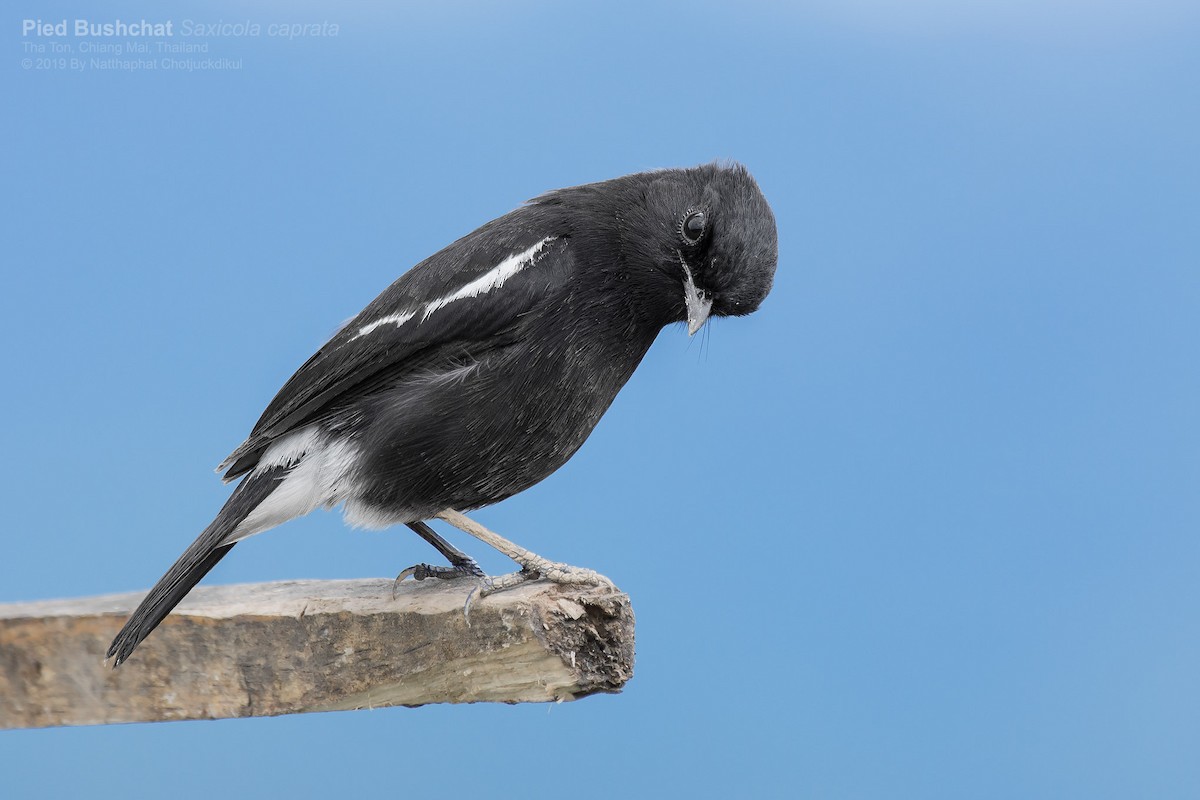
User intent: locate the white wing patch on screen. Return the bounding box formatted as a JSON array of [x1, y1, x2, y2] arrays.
[[420, 237, 555, 319], [355, 310, 416, 339], [353, 237, 555, 339]]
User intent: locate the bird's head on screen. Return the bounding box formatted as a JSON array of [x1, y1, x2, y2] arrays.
[[631, 162, 778, 335], [534, 162, 777, 334]]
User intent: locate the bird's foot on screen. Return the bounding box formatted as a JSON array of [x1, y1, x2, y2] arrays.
[[393, 557, 485, 599], [464, 555, 615, 617], [427, 510, 615, 618]]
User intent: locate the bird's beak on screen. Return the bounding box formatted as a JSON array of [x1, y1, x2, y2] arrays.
[[679, 255, 713, 336]]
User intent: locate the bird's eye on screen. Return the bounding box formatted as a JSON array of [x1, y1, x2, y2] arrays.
[[680, 209, 707, 245]]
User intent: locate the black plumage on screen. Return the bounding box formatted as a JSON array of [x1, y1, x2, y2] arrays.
[[107, 162, 778, 666]]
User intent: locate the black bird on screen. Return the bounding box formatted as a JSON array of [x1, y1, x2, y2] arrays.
[[106, 162, 778, 666]]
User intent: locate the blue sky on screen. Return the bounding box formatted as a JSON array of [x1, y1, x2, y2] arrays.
[[3, 1, 1198, 797]]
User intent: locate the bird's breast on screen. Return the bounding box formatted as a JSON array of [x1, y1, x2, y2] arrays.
[[348, 308, 658, 521]]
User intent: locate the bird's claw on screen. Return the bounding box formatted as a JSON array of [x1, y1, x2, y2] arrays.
[[511, 555, 615, 589], [392, 559, 486, 599], [460, 560, 614, 620], [462, 567, 539, 621]]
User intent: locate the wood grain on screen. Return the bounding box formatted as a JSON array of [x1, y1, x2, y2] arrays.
[[0, 578, 634, 729]]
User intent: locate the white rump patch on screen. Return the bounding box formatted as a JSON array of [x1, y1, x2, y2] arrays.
[[228, 427, 361, 543], [353, 237, 555, 339], [252, 426, 323, 471], [342, 498, 416, 530]]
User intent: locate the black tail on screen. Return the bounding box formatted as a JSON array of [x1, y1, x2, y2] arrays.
[[106, 468, 284, 667]]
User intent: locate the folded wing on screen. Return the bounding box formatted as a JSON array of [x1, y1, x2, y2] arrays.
[[220, 220, 571, 480]]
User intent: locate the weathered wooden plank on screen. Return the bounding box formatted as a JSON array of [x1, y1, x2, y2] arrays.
[[0, 579, 634, 729]]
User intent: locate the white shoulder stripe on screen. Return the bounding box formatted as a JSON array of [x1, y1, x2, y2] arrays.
[[355, 309, 415, 339], [421, 237, 554, 319], [353, 237, 555, 339]]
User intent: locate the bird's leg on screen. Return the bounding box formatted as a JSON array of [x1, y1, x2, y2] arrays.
[[393, 520, 486, 598], [434, 509, 614, 603]]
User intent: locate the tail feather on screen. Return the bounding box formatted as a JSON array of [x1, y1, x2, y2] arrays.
[[106, 468, 284, 667]]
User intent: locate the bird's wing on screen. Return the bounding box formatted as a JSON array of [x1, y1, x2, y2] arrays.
[[219, 223, 571, 479]]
